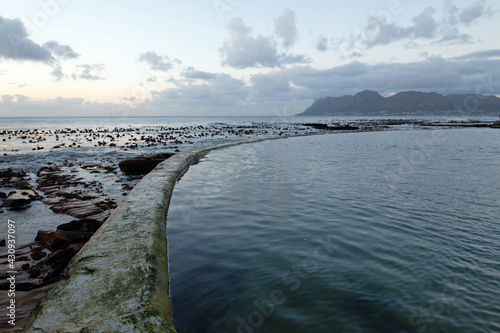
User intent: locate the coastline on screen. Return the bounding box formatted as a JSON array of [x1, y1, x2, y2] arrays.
[[1, 117, 499, 331]]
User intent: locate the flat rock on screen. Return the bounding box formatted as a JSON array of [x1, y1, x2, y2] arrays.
[[0, 281, 62, 333], [2, 190, 39, 208]]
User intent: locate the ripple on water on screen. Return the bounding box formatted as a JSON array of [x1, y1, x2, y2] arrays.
[[168, 129, 500, 332]]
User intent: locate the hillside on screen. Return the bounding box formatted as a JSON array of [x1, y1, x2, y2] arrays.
[[298, 90, 500, 116]]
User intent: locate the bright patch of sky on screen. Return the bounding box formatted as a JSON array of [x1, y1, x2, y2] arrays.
[[1, 0, 499, 116]]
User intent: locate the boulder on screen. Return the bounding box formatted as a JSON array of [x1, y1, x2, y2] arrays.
[[31, 251, 47, 261], [118, 152, 175, 174], [2, 190, 39, 208], [35, 219, 102, 251]]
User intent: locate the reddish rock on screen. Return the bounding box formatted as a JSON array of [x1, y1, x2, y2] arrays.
[[35, 231, 56, 249], [67, 242, 85, 253], [35, 219, 102, 252], [0, 281, 62, 332], [31, 251, 47, 261], [42, 249, 66, 264]]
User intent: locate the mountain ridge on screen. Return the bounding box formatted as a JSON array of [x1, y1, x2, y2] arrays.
[[298, 90, 500, 116]]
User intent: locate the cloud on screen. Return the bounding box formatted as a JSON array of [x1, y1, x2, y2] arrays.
[[447, 0, 493, 26], [452, 49, 500, 60], [336, 2, 494, 53], [274, 8, 298, 48], [182, 67, 217, 80], [0, 16, 53, 62], [316, 35, 329, 52], [220, 17, 309, 69], [72, 64, 106, 80], [138, 51, 180, 71], [51, 65, 64, 81], [0, 94, 130, 117], [43, 40, 80, 59], [3, 49, 500, 116]]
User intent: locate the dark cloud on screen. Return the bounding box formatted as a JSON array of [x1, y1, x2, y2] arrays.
[[43, 40, 80, 59], [138, 51, 180, 71], [72, 64, 105, 81], [448, 0, 493, 26], [452, 49, 500, 60], [220, 17, 309, 69], [0, 16, 53, 62], [274, 8, 298, 48]]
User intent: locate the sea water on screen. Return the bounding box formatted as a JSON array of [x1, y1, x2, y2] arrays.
[[167, 128, 500, 332]]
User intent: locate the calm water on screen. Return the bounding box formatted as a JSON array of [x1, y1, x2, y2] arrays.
[[167, 128, 500, 332]]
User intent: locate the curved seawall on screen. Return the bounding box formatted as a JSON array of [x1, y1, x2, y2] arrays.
[[24, 143, 239, 332]]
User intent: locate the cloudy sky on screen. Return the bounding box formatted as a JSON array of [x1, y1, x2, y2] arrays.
[[1, 0, 499, 116]]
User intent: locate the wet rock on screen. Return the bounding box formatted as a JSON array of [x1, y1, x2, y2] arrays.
[[31, 251, 47, 261], [0, 281, 61, 332], [49, 199, 109, 218], [0, 168, 25, 178], [0, 239, 5, 246], [2, 190, 39, 208], [37, 165, 62, 177], [303, 123, 360, 130], [118, 152, 175, 174], [0, 191, 6, 199], [35, 219, 102, 251]]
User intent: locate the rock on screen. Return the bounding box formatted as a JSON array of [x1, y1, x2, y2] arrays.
[[0, 281, 62, 332], [0, 168, 25, 178], [0, 239, 5, 246], [50, 200, 103, 218], [36, 165, 62, 177], [35, 219, 102, 251], [42, 249, 67, 265], [34, 231, 70, 252], [67, 242, 85, 253], [0, 191, 6, 198], [118, 152, 175, 174], [2, 190, 39, 208], [31, 251, 47, 261]]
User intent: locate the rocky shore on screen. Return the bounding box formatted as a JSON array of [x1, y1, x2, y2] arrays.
[[1, 118, 499, 331], [0, 153, 177, 332]]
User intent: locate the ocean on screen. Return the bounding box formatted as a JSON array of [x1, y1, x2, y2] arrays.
[[166, 127, 500, 332], [0, 116, 322, 243], [1, 116, 499, 332]]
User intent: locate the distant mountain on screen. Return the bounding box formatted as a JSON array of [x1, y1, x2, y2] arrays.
[[298, 90, 500, 116]]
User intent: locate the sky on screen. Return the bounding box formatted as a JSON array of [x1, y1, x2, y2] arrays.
[[0, 0, 499, 116]]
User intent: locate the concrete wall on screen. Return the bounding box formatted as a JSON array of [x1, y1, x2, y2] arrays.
[[24, 145, 224, 332]]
